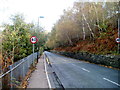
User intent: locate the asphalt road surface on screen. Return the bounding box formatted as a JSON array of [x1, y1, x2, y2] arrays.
[[44, 51, 120, 88]]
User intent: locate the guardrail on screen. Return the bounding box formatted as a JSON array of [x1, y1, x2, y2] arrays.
[[0, 52, 38, 89]]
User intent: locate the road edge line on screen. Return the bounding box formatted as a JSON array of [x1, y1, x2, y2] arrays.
[[43, 53, 52, 89]]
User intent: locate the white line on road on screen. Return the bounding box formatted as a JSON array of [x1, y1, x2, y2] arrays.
[[43, 54, 52, 89], [71, 64, 90, 72], [81, 68, 90, 72], [71, 63, 81, 68], [103, 78, 120, 87]]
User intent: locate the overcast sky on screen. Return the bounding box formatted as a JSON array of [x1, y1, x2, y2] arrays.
[[0, 0, 78, 31], [0, 0, 118, 31]]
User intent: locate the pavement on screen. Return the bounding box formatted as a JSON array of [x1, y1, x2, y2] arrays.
[[27, 55, 49, 88], [44, 51, 120, 88]]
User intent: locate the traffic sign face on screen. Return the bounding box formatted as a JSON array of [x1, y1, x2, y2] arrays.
[[116, 38, 120, 43], [40, 16, 44, 18], [30, 36, 38, 44]]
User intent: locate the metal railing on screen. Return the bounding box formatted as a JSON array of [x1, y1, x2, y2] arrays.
[[0, 52, 38, 89]]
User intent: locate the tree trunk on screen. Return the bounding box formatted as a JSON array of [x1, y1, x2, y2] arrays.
[[66, 33, 73, 46], [82, 17, 86, 40], [83, 14, 95, 38]]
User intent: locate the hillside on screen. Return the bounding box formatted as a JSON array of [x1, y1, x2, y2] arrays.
[[46, 2, 118, 55], [54, 27, 118, 55]]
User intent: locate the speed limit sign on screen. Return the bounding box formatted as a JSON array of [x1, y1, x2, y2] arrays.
[[30, 36, 38, 44]]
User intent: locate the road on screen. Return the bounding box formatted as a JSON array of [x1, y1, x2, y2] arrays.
[[44, 51, 120, 88]]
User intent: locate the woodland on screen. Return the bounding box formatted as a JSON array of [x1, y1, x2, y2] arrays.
[[1, 1, 119, 69]]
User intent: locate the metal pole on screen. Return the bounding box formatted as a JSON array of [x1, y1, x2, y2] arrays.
[[37, 17, 40, 59], [118, 1, 120, 54], [38, 17, 39, 29], [37, 16, 44, 54], [22, 60, 25, 78], [10, 65, 13, 89], [33, 44, 35, 66], [37, 47, 38, 63]]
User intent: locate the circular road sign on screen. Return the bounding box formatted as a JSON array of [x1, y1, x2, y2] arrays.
[[116, 38, 120, 43], [30, 36, 38, 44]]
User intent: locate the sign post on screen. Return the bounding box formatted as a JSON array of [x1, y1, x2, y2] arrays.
[[116, 37, 120, 53], [30, 36, 38, 66], [118, 1, 120, 54], [33, 44, 35, 66]]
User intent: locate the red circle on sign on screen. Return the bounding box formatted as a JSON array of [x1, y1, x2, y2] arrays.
[[30, 36, 38, 44]]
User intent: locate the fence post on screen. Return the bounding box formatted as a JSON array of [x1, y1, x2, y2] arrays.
[[27, 57, 29, 70], [22, 59, 25, 78], [10, 65, 13, 89], [0, 78, 2, 90], [0, 63, 2, 90], [37, 52, 38, 63]]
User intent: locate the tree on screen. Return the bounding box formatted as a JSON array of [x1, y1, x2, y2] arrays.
[[1, 13, 48, 68], [46, 1, 118, 49], [2, 14, 33, 68]]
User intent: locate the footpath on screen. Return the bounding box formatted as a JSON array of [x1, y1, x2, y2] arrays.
[[27, 55, 49, 88]]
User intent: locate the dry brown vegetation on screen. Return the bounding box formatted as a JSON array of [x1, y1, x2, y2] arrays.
[[54, 27, 118, 55]]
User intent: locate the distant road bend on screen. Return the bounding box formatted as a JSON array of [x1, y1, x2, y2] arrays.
[[44, 51, 120, 88]]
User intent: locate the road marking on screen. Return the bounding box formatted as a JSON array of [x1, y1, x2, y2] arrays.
[[71, 64, 90, 72], [103, 78, 120, 87], [71, 64, 79, 67], [81, 68, 90, 72], [44, 54, 52, 88], [63, 60, 68, 62]]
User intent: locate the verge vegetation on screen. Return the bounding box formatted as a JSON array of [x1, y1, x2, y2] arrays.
[[1, 14, 47, 69]]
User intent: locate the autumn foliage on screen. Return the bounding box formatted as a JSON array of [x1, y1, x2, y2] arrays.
[[46, 2, 119, 54], [54, 28, 118, 55], [46, 2, 118, 55]]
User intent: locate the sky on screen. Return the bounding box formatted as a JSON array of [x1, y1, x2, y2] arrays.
[[0, 0, 78, 31], [0, 0, 118, 32]]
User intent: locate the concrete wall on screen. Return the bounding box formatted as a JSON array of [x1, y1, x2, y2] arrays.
[[51, 51, 120, 68]]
